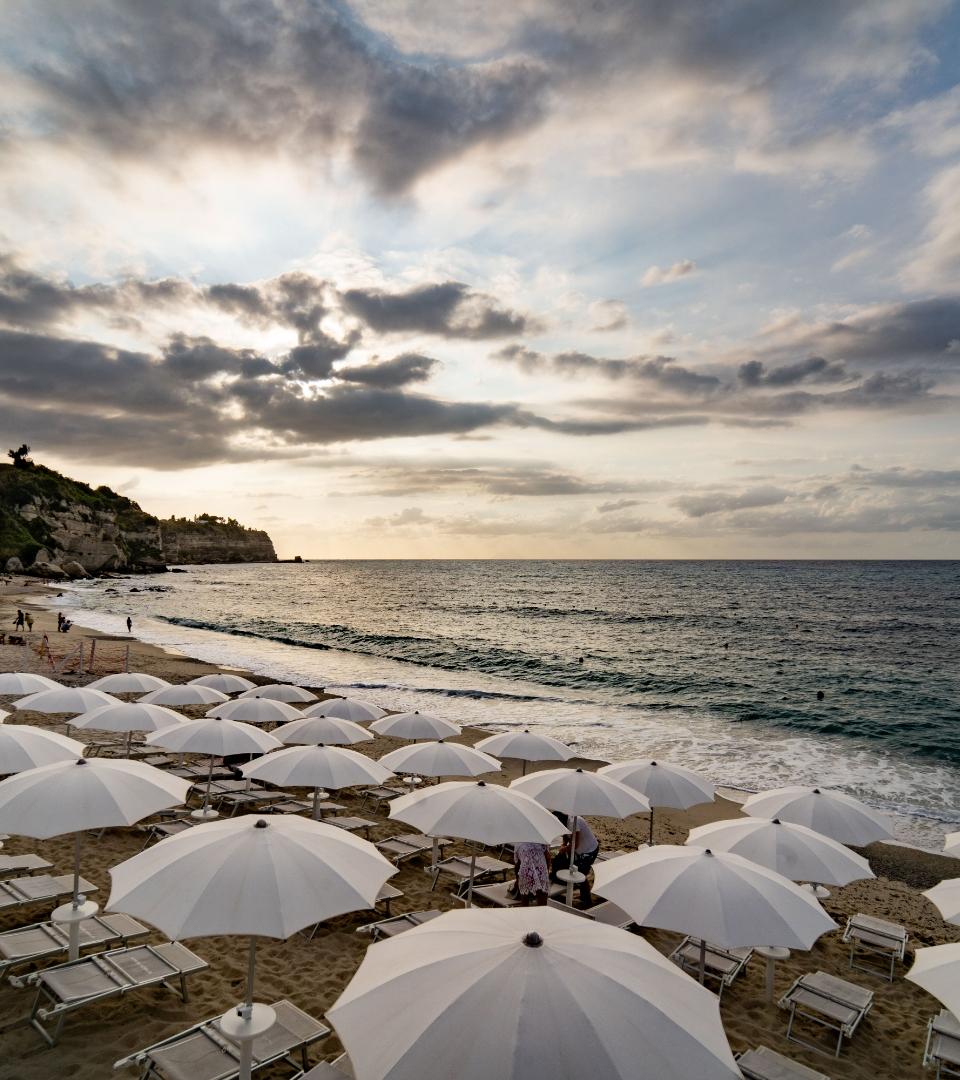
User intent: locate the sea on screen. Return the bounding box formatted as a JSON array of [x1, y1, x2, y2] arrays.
[[49, 560, 960, 850]]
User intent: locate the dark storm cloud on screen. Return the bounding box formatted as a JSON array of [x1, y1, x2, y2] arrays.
[[341, 282, 531, 339], [337, 353, 439, 388], [674, 486, 791, 518], [737, 356, 851, 387]]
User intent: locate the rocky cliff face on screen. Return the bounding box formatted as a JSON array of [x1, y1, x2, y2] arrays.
[[160, 519, 277, 564]]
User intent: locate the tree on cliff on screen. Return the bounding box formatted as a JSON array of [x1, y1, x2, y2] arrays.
[[7, 444, 32, 469]]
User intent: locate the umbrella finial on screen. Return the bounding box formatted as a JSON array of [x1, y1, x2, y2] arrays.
[[813, 788, 821, 795], [575, 767, 583, 773], [76, 757, 87, 766], [477, 780, 486, 787], [772, 818, 782, 825], [522, 931, 544, 948], [254, 819, 269, 829], [651, 761, 657, 767], [704, 848, 713, 856]]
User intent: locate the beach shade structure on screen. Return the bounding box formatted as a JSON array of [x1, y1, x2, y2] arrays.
[[686, 817, 874, 891], [190, 673, 256, 694], [0, 757, 188, 959], [370, 710, 460, 741], [146, 717, 282, 819], [327, 905, 741, 1080], [13, 686, 119, 716], [207, 697, 303, 725], [944, 832, 960, 858], [474, 727, 575, 775], [923, 878, 960, 925], [139, 684, 229, 707], [379, 740, 502, 781], [908, 944, 960, 1020], [0, 672, 60, 695], [88, 672, 170, 694], [242, 745, 395, 818], [594, 846, 837, 983], [239, 683, 318, 703], [512, 767, 650, 905], [390, 780, 566, 903], [304, 696, 386, 723], [599, 760, 715, 845], [277, 713, 373, 746], [107, 814, 396, 1080], [68, 701, 185, 756], [742, 786, 894, 847], [0, 724, 85, 774]]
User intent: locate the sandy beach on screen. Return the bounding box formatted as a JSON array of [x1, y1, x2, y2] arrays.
[[0, 582, 958, 1080]]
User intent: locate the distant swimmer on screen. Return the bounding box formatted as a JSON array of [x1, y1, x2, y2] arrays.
[[816, 690, 825, 701], [577, 656, 584, 664], [126, 616, 133, 634]]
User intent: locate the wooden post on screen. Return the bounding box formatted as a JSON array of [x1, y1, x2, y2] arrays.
[[88, 638, 96, 673], [124, 641, 130, 673]]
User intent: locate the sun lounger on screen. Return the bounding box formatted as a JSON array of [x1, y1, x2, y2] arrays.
[[0, 913, 149, 977], [304, 883, 402, 940], [139, 819, 197, 850], [779, 970, 874, 1058], [669, 936, 753, 998], [115, 998, 330, 1079], [12, 941, 208, 1045], [326, 815, 376, 839], [270, 799, 345, 817], [376, 833, 449, 864], [923, 1010, 960, 1078], [430, 855, 513, 893], [0, 873, 98, 913], [470, 880, 567, 908], [358, 909, 444, 940], [359, 786, 404, 813], [841, 913, 908, 981], [296, 1054, 353, 1079], [547, 897, 636, 929], [0, 853, 52, 877], [737, 1045, 832, 1080], [214, 790, 285, 815]]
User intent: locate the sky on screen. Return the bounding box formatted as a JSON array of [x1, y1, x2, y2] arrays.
[[0, 0, 959, 559]]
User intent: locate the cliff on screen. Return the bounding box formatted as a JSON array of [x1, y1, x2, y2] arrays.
[[0, 461, 277, 576]]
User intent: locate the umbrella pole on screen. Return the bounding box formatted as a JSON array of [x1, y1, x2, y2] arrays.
[[699, 938, 707, 985], [649, 807, 655, 846], [466, 852, 477, 908], [220, 936, 275, 1080], [204, 755, 214, 814], [124, 730, 131, 758], [59, 830, 96, 962], [238, 937, 257, 1080], [313, 787, 321, 820], [521, 760, 527, 776], [431, 836, 439, 871], [565, 813, 579, 908]]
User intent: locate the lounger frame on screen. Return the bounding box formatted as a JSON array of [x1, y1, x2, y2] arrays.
[[779, 971, 874, 1058], [924, 1010, 960, 1078], [668, 936, 753, 999], [841, 913, 907, 981], [736, 1045, 832, 1080], [0, 912, 149, 977]]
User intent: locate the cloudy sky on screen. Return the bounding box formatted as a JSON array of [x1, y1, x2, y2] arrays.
[[1, 0, 959, 558]]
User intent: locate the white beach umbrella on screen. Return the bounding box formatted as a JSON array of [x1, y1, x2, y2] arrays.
[[370, 710, 460, 741], [139, 684, 229, 707], [146, 717, 282, 819], [327, 906, 741, 1080], [594, 846, 836, 981], [0, 724, 86, 774], [944, 832, 960, 858], [305, 697, 385, 723], [207, 697, 303, 724], [0, 757, 189, 958], [599, 759, 715, 844], [108, 814, 395, 1080], [190, 673, 256, 694], [88, 672, 170, 694], [742, 786, 893, 846], [687, 817, 873, 888], [69, 701, 185, 756], [473, 728, 575, 775], [923, 878, 960, 925], [378, 740, 502, 779], [512, 768, 650, 904], [278, 714, 373, 746], [908, 944, 960, 1019], [390, 780, 566, 904], [0, 672, 60, 695], [239, 683, 317, 703], [14, 686, 119, 714], [242, 745, 394, 818]]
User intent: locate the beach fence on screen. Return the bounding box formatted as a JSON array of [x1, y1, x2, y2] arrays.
[[35, 634, 131, 677]]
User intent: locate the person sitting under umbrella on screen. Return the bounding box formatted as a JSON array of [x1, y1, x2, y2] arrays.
[[550, 810, 600, 906]]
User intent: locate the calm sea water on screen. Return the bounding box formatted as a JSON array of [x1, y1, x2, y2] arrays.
[[56, 560, 960, 848]]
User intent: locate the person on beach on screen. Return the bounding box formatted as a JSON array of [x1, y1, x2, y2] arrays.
[[512, 842, 551, 906], [57, 612, 63, 631], [24, 612, 33, 631], [550, 810, 600, 906], [126, 616, 133, 634], [12, 609, 23, 629]]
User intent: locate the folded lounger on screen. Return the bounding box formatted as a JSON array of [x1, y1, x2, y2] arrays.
[[841, 913, 908, 981], [779, 970, 874, 1058], [0, 853, 53, 877], [923, 1009, 960, 1078], [12, 941, 208, 1045], [0, 873, 98, 913], [115, 998, 330, 1079], [357, 909, 444, 940], [0, 912, 149, 977], [668, 936, 754, 999], [546, 897, 636, 929], [737, 1045, 832, 1080], [359, 786, 405, 813], [430, 855, 513, 894], [376, 834, 449, 864]]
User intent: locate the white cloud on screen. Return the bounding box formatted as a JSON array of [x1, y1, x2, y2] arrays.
[[641, 260, 698, 288], [901, 163, 960, 291]]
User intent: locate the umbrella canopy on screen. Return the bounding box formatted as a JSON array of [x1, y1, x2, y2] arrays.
[[511, 767, 650, 819], [108, 814, 396, 939], [944, 832, 960, 857], [908, 944, 960, 1018], [474, 728, 575, 768], [0, 724, 86, 774], [69, 701, 185, 735], [242, 745, 394, 793], [742, 786, 893, 846], [0, 672, 60, 695], [0, 757, 190, 839], [139, 684, 229, 707], [146, 716, 282, 757], [207, 697, 303, 724], [687, 818, 873, 887], [190, 673, 256, 694], [594, 846, 836, 951], [239, 683, 317, 703], [14, 687, 119, 714], [379, 740, 501, 778], [327, 906, 741, 1080], [599, 759, 714, 844], [278, 714, 372, 746], [305, 697, 385, 723], [88, 672, 170, 693], [923, 878, 960, 925], [370, 711, 460, 741]]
